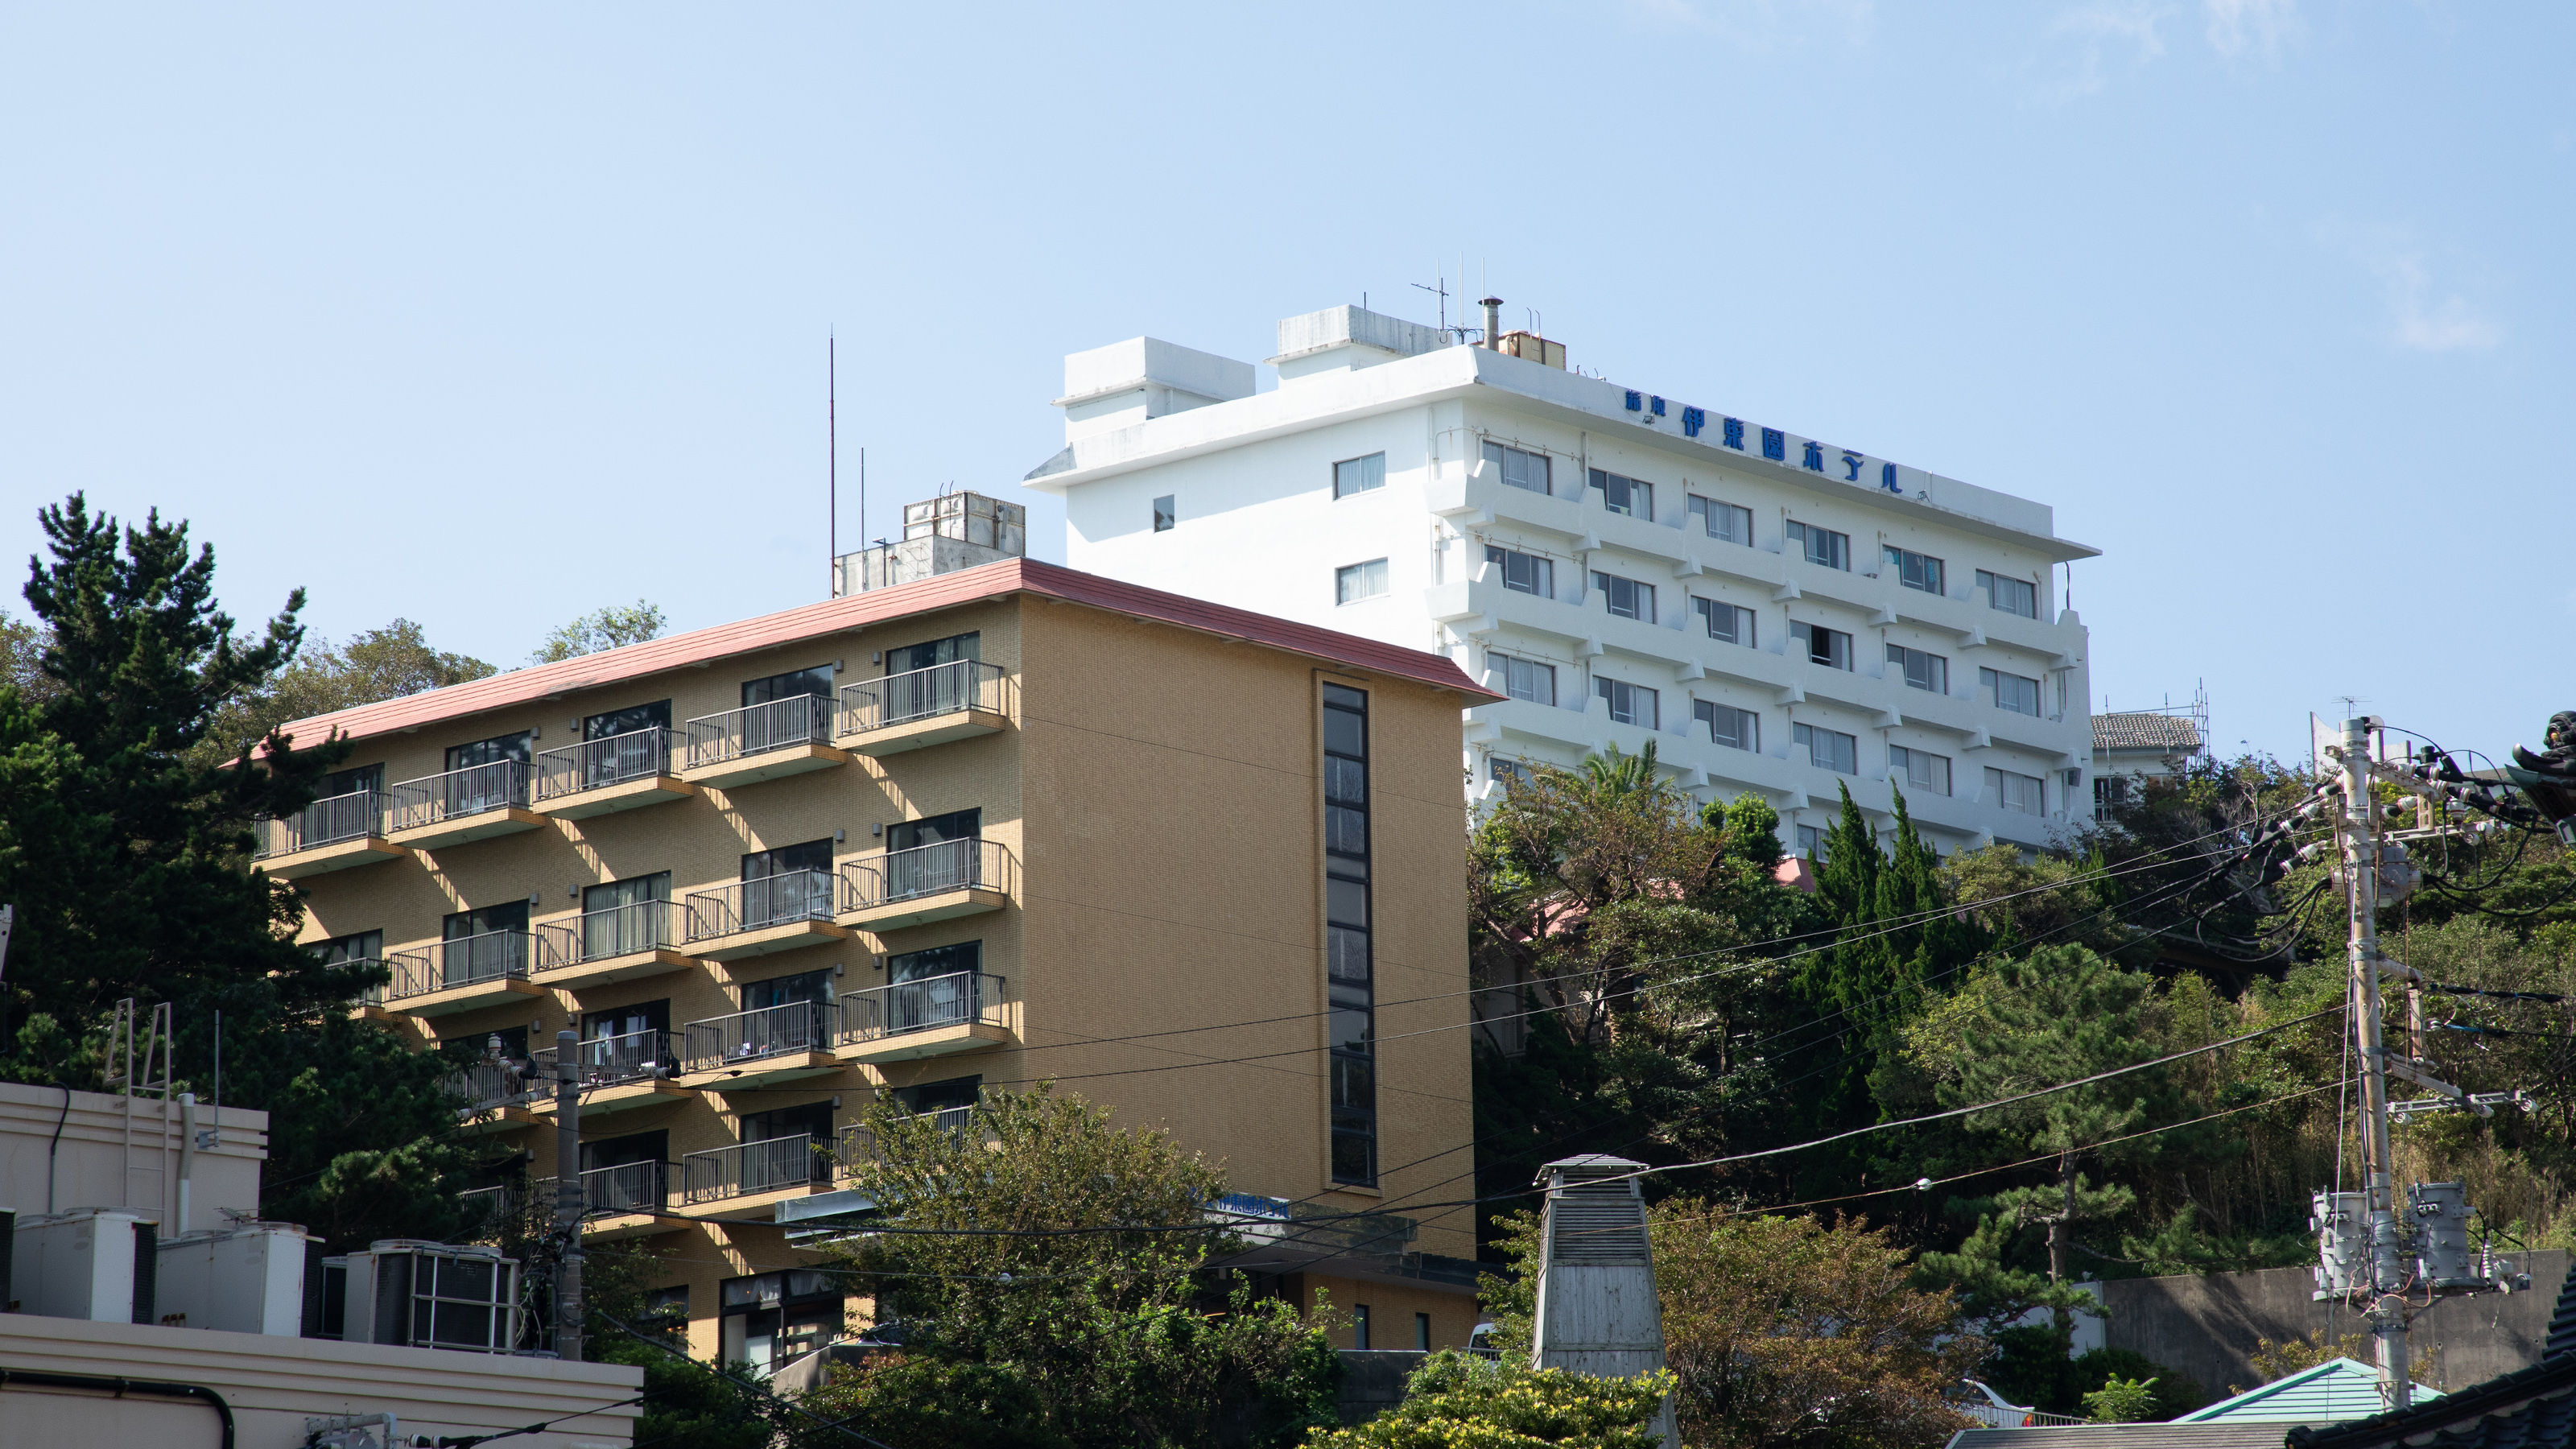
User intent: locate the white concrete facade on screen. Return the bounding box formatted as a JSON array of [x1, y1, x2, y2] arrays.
[[1026, 306, 2101, 854]]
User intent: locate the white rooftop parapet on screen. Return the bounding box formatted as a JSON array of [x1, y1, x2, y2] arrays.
[[1055, 336, 1255, 442], [1269, 304, 1451, 383]]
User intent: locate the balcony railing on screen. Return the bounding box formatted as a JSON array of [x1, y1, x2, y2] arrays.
[[840, 839, 1008, 912], [444, 1057, 543, 1113], [683, 696, 832, 770], [537, 899, 681, 969], [386, 931, 534, 999], [534, 1161, 673, 1217], [387, 760, 530, 832], [255, 789, 386, 857], [838, 972, 1004, 1047], [534, 728, 672, 801], [683, 1132, 829, 1204], [839, 661, 1005, 734], [684, 871, 836, 942], [682, 1001, 833, 1073], [534, 1028, 675, 1088], [460, 1183, 514, 1228], [836, 1108, 974, 1174]]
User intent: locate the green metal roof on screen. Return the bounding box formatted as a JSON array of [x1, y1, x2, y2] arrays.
[[2176, 1359, 2438, 1424]]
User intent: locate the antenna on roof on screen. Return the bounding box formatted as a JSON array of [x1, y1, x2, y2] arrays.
[[828, 333, 837, 597], [1411, 275, 1449, 334]]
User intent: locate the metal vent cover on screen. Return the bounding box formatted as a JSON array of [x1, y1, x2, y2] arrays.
[[1549, 1182, 1649, 1266]]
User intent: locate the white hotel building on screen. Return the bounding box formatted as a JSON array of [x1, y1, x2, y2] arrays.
[[1022, 305, 2099, 856]]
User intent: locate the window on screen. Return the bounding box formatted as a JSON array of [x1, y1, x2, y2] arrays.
[[1796, 824, 1826, 860], [1786, 521, 1849, 571], [2095, 775, 2130, 813], [1889, 745, 1952, 796], [894, 1075, 980, 1117], [1481, 440, 1551, 494], [1323, 684, 1376, 1186], [1353, 1304, 1373, 1350], [1988, 766, 2046, 816], [739, 839, 836, 928], [1490, 757, 1534, 790], [1885, 643, 1948, 694], [742, 667, 834, 708], [1333, 453, 1385, 498], [1483, 545, 1554, 599], [1587, 469, 1653, 519], [1694, 700, 1759, 753], [1488, 652, 1556, 707], [581, 998, 669, 1043], [444, 731, 530, 773], [1977, 569, 2038, 619], [886, 940, 981, 984], [720, 1269, 844, 1376], [581, 873, 670, 960], [1416, 1313, 1433, 1351], [319, 762, 384, 799], [582, 700, 671, 740], [1790, 621, 1852, 671], [1884, 547, 1944, 595], [1335, 559, 1389, 605], [444, 901, 526, 939], [1980, 667, 2041, 716], [1595, 678, 1659, 729], [1794, 722, 1858, 774], [886, 631, 979, 674], [1687, 495, 1753, 545], [1152, 494, 1176, 532], [312, 929, 383, 967], [741, 968, 833, 1012], [1694, 597, 1756, 646], [1591, 572, 1655, 623]]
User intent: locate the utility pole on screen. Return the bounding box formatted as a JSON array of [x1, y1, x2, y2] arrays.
[[554, 1028, 584, 1360], [2339, 716, 2409, 1410]]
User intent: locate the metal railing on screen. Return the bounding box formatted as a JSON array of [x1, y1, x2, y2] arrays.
[[534, 728, 671, 801], [839, 661, 1006, 735], [386, 931, 534, 1000], [533, 1161, 673, 1217], [681, 1001, 833, 1072], [444, 1057, 543, 1113], [840, 839, 1009, 912], [839, 972, 1004, 1047], [460, 1183, 514, 1228], [534, 1028, 675, 1088], [683, 696, 832, 770], [836, 1108, 974, 1175], [256, 789, 386, 857], [684, 870, 836, 941], [683, 1133, 828, 1204], [386, 760, 530, 833], [537, 898, 679, 969]]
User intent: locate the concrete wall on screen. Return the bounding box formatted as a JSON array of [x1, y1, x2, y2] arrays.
[[0, 1079, 266, 1233], [0, 1311, 639, 1447], [2104, 1251, 2569, 1400]]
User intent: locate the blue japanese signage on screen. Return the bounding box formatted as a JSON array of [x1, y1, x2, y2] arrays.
[[1612, 381, 1922, 501]]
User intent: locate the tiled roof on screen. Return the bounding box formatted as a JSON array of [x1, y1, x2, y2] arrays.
[[1947, 1427, 2299, 1448], [2095, 712, 2204, 754], [261, 558, 1501, 751], [2286, 1262, 2576, 1449]]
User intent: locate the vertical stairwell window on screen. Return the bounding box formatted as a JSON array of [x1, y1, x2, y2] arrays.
[[1323, 683, 1376, 1187]]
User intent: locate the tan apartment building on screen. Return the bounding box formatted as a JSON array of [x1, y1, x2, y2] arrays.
[[258, 554, 1498, 1364]]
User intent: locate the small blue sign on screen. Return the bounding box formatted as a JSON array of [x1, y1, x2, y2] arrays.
[[1880, 462, 1900, 493], [1682, 407, 1706, 439]]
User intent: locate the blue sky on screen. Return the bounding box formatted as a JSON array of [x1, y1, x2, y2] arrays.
[[2, 2, 2565, 766]]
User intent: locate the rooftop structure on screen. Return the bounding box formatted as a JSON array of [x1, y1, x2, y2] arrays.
[[1026, 303, 2101, 857]]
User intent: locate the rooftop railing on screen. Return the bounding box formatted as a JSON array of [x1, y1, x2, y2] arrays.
[[683, 1132, 828, 1204], [537, 898, 680, 970], [386, 760, 530, 833], [840, 839, 1009, 912], [838, 661, 1006, 735], [838, 972, 1004, 1048], [255, 788, 386, 858], [386, 931, 534, 1000], [683, 696, 832, 770], [534, 728, 671, 801], [681, 1001, 833, 1074], [684, 870, 836, 942]]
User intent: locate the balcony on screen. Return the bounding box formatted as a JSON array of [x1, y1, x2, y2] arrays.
[[531, 1162, 683, 1240], [444, 1058, 543, 1137], [678, 696, 848, 790], [683, 871, 852, 960], [839, 839, 1010, 933], [527, 1029, 691, 1118], [682, 1132, 833, 1209], [835, 1108, 976, 1176], [836, 661, 1009, 755], [533, 899, 698, 989], [678, 1001, 838, 1090], [254, 790, 403, 878], [532, 729, 694, 819], [836, 971, 1009, 1065], [385, 761, 543, 851], [384, 931, 545, 1017]]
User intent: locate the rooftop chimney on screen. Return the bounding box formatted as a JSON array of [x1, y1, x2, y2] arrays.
[[1480, 297, 1503, 349]]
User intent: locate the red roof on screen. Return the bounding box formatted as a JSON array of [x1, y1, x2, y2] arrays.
[[265, 558, 1502, 750]]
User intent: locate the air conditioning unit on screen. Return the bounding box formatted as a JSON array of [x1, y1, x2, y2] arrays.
[[156, 1222, 315, 1334], [339, 1241, 521, 1353], [10, 1208, 156, 1323]]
